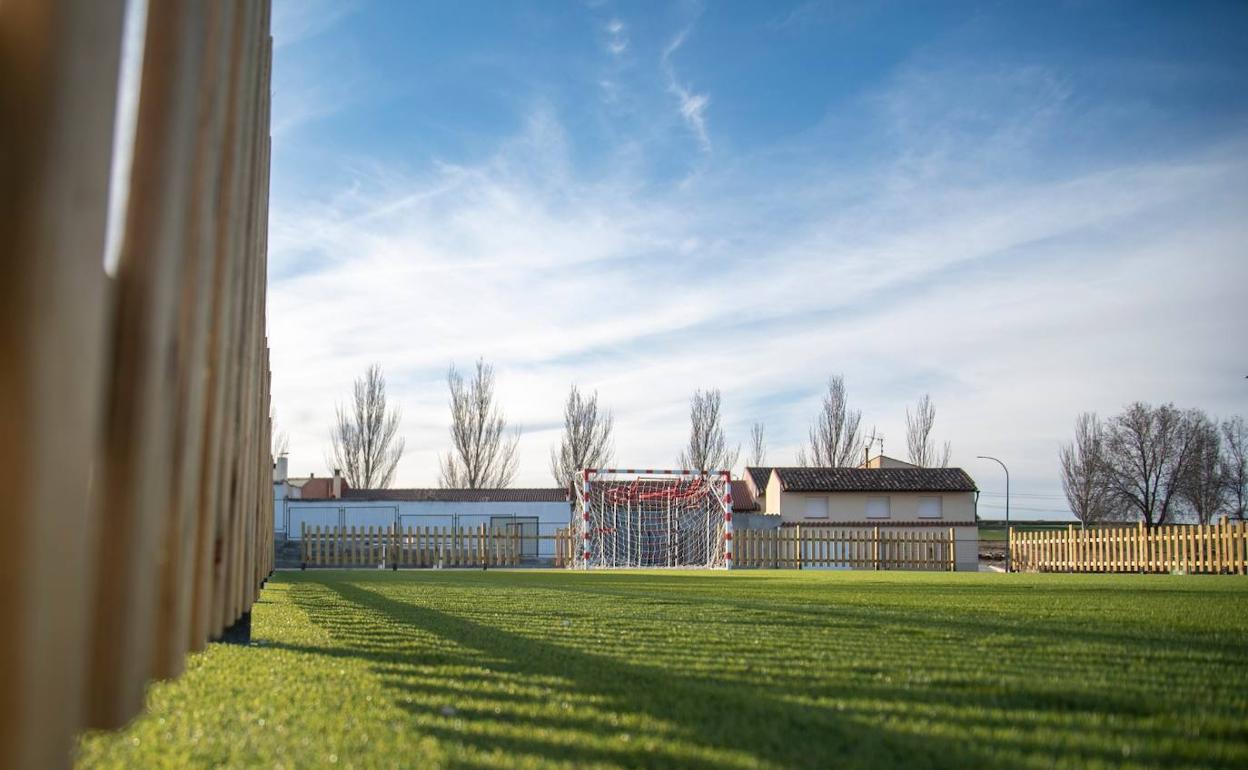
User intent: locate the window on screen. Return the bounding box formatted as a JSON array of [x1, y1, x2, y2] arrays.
[[918, 496, 943, 519], [865, 497, 890, 519], [803, 497, 829, 519]]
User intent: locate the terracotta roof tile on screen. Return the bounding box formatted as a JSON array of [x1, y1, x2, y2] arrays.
[[730, 480, 759, 512]]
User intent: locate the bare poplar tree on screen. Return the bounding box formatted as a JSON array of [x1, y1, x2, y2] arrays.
[[677, 388, 739, 472], [1223, 416, 1247, 521], [440, 359, 519, 488], [1180, 412, 1227, 524], [550, 385, 614, 489], [748, 422, 766, 466], [270, 407, 289, 458], [796, 375, 863, 467], [328, 364, 405, 489], [1100, 402, 1200, 528], [905, 393, 951, 468], [1059, 412, 1113, 526]]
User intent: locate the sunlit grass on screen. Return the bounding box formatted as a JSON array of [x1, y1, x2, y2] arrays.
[[78, 570, 1248, 769]]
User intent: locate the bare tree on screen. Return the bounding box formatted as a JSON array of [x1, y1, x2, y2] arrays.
[[748, 422, 766, 466], [1059, 412, 1113, 526], [550, 385, 614, 489], [677, 388, 739, 472], [1223, 416, 1247, 521], [1100, 402, 1200, 528], [271, 407, 289, 459], [1180, 412, 1228, 524], [328, 364, 405, 489], [796, 375, 864, 467], [906, 394, 951, 468], [440, 359, 519, 488]]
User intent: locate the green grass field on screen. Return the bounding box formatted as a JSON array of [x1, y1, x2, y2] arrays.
[[78, 570, 1247, 769]]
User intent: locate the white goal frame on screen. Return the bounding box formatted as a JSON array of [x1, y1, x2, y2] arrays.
[[573, 468, 734, 569]]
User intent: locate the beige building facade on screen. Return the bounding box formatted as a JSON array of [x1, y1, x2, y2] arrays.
[[744, 462, 980, 571]]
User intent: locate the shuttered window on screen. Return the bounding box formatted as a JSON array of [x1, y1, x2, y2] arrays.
[[804, 497, 829, 519], [918, 496, 943, 519], [865, 497, 890, 519]]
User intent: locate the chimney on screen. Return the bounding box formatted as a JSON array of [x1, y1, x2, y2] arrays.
[[864, 446, 870, 468], [273, 455, 288, 483], [332, 468, 342, 499]]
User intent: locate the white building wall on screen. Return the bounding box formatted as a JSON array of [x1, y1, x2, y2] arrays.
[[282, 498, 573, 559]]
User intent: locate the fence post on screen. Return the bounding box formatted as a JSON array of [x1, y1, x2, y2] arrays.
[[1225, 518, 1232, 574], [872, 526, 880, 571], [1237, 521, 1245, 575], [795, 525, 803, 570], [1065, 525, 1073, 573]]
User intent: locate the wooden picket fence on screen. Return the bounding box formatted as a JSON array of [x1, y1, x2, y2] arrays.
[[554, 527, 577, 567], [736, 526, 956, 570], [1010, 521, 1248, 574], [302, 525, 523, 568], [2, 1, 274, 767]]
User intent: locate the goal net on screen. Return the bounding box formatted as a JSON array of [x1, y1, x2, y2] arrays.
[[573, 469, 734, 569]]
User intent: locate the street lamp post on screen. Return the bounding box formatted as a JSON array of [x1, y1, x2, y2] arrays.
[[977, 455, 1010, 572]]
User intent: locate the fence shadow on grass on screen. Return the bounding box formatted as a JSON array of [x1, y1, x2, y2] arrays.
[[269, 572, 1247, 769], [280, 579, 999, 769]]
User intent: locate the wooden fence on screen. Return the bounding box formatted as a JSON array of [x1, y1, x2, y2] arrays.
[[554, 527, 577, 568], [302, 525, 521, 568], [551, 526, 954, 570], [1, 1, 274, 767], [735, 526, 956, 570], [1010, 521, 1248, 574]]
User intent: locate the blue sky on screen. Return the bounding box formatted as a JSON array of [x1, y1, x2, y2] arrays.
[[267, 0, 1248, 517]]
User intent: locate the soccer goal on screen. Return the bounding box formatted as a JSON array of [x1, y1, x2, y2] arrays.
[[573, 469, 734, 569]]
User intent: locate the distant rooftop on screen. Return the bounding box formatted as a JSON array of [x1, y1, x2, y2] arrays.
[[745, 467, 773, 491], [340, 488, 569, 503], [773, 467, 977, 493]]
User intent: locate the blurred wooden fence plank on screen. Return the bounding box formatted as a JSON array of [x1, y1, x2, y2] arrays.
[[86, 0, 211, 725], [0, 0, 127, 763], [1, 0, 273, 763]]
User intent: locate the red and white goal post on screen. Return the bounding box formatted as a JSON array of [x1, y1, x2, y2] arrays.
[[573, 468, 734, 569]]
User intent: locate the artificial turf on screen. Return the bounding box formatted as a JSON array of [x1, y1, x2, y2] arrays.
[[77, 570, 1248, 769]]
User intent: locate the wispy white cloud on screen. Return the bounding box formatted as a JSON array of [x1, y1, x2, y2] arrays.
[[267, 59, 1248, 503], [768, 0, 878, 32], [270, 0, 367, 137], [604, 18, 628, 56], [661, 27, 712, 151], [273, 0, 360, 49]]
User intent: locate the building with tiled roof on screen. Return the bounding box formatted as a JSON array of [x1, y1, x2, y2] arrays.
[[743, 461, 980, 571]]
